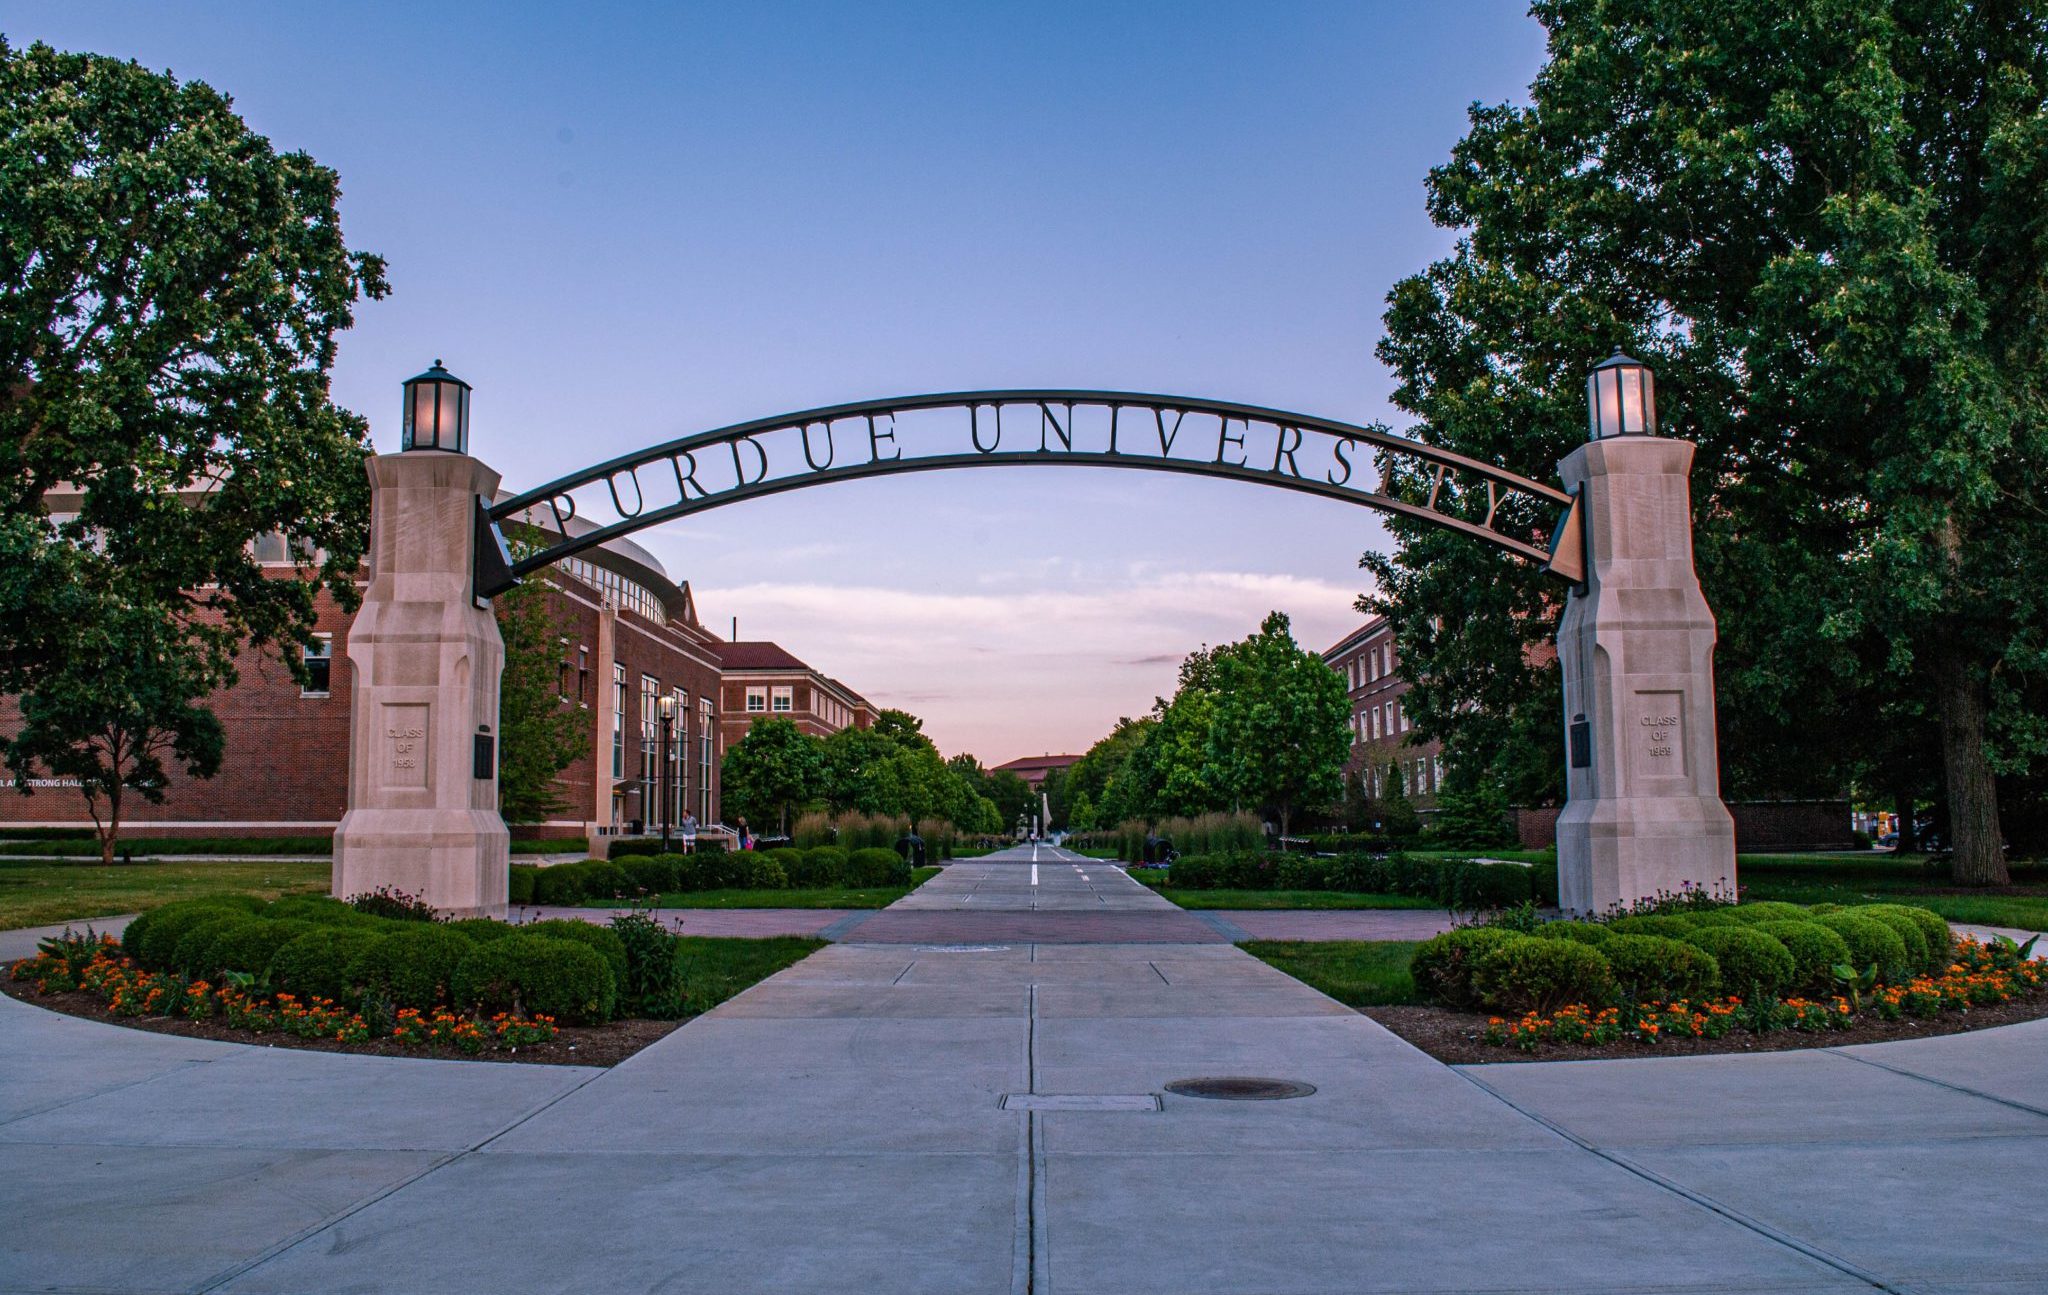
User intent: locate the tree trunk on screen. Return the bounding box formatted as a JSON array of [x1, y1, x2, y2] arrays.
[[1930, 645, 2007, 886], [98, 783, 121, 866], [1893, 788, 1917, 852]]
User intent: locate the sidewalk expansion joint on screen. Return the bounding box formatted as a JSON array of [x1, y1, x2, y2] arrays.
[[1825, 1046, 2048, 1121], [1455, 1068, 1908, 1294], [1191, 910, 1250, 942]]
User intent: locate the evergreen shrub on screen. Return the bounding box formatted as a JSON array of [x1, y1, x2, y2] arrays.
[[348, 925, 476, 1010], [451, 935, 616, 1024], [1410, 927, 1524, 1010], [507, 865, 538, 906], [1470, 936, 1616, 1015], [269, 928, 383, 1002], [1753, 921, 1853, 990], [1600, 934, 1720, 1002], [1858, 904, 1950, 972], [519, 919, 629, 988], [1816, 912, 1911, 982], [209, 919, 318, 979], [1681, 927, 1796, 998]]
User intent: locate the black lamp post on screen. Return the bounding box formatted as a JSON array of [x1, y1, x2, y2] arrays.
[[1586, 350, 1657, 439], [402, 360, 472, 453], [657, 695, 678, 852]]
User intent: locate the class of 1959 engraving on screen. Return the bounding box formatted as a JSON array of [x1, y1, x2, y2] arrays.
[[380, 703, 430, 790]]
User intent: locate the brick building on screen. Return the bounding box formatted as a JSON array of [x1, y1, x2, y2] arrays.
[[992, 753, 1081, 791], [718, 642, 874, 751], [0, 496, 874, 843], [1323, 617, 1444, 813]]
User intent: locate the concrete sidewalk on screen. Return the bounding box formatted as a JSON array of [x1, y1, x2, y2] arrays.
[[2, 846, 2045, 1292]]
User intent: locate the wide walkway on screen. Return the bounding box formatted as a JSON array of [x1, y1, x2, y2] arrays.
[[2, 845, 2044, 1293]]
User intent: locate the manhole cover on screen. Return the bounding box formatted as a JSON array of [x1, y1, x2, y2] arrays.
[[1164, 1077, 1316, 1101]]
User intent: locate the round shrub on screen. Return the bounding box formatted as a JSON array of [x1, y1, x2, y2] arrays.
[[1816, 912, 1911, 982], [619, 856, 680, 896], [174, 914, 261, 977], [269, 928, 383, 1003], [450, 934, 616, 1024], [1601, 934, 1720, 1003], [530, 863, 586, 906], [519, 919, 628, 989], [507, 865, 539, 906], [1853, 907, 1931, 972], [1470, 936, 1616, 1016], [570, 860, 630, 901], [763, 848, 806, 884], [1728, 901, 1810, 925], [787, 848, 841, 887], [129, 900, 258, 969], [1859, 905, 1952, 972], [1605, 915, 1698, 939], [1753, 920, 1854, 991], [1534, 922, 1613, 947], [264, 895, 382, 926], [1409, 927, 1524, 1011], [1680, 927, 1796, 998], [741, 853, 789, 889], [209, 920, 317, 978], [444, 917, 518, 944], [846, 847, 910, 887], [1674, 907, 1745, 927], [347, 925, 476, 1010]]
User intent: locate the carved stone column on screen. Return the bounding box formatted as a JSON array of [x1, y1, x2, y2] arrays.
[[1554, 436, 1735, 915], [332, 452, 508, 916]]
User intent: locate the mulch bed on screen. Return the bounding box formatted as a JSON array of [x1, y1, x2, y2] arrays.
[[3, 980, 684, 1066], [1363, 995, 2048, 1065]]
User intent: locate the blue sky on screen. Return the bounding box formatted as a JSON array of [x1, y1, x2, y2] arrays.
[[9, 2, 1549, 762]]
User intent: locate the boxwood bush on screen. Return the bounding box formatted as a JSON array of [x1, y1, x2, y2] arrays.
[[1533, 921, 1614, 947], [450, 934, 616, 1024], [1727, 901, 1810, 924], [1470, 936, 1616, 1016], [619, 856, 680, 896], [209, 919, 319, 980], [169, 914, 260, 977], [519, 919, 629, 989], [1815, 912, 1911, 982], [508, 865, 538, 906], [269, 928, 383, 1002], [845, 847, 911, 887], [1681, 927, 1797, 999], [1410, 927, 1523, 1011], [349, 925, 477, 1011], [126, 899, 262, 969], [1753, 920, 1854, 991], [1600, 934, 1719, 1003], [1861, 904, 1952, 971]]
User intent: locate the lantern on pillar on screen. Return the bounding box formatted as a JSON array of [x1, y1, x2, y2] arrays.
[[1585, 350, 1657, 440], [401, 360, 472, 453]]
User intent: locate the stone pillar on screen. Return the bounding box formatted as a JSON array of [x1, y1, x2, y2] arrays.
[[333, 452, 509, 916], [1554, 436, 1735, 915]]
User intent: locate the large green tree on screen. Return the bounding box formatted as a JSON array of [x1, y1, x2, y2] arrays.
[[1368, 0, 2048, 883], [1206, 612, 1352, 838], [494, 568, 586, 824], [0, 40, 387, 824], [720, 718, 824, 835], [6, 594, 224, 863]]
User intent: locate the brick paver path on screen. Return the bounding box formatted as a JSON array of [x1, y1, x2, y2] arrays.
[[523, 906, 853, 938], [1219, 909, 1458, 942]]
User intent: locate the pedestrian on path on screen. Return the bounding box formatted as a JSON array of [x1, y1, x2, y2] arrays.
[[679, 810, 697, 854]]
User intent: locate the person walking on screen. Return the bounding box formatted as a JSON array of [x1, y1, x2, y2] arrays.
[[736, 817, 753, 850], [679, 809, 698, 855]]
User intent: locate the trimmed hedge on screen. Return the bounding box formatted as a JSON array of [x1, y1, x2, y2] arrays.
[[1861, 904, 1951, 971], [1753, 920, 1854, 991], [1601, 934, 1719, 1002], [1166, 851, 1548, 909], [1815, 912, 1911, 982], [619, 856, 680, 895], [265, 895, 383, 927], [131, 901, 260, 971], [1533, 921, 1614, 947], [520, 919, 629, 989], [209, 919, 318, 979], [1727, 901, 1810, 925], [508, 865, 538, 906], [444, 917, 519, 944], [349, 926, 477, 1011], [1470, 936, 1616, 1015], [1410, 927, 1522, 1011], [269, 928, 383, 1002], [846, 847, 911, 887], [1854, 906, 1933, 973], [1681, 927, 1796, 999], [450, 934, 616, 1024], [174, 914, 261, 977]]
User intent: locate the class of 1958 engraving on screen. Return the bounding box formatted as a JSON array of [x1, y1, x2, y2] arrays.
[[1629, 691, 1684, 781], [379, 703, 430, 789]]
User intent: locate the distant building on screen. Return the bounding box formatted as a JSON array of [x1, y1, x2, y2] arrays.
[[717, 642, 874, 751], [1323, 617, 1443, 812], [993, 753, 1082, 791]]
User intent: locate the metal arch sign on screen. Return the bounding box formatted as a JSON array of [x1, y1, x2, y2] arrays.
[[486, 390, 1586, 587]]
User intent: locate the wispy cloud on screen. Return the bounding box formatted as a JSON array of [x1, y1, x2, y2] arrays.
[[696, 569, 1367, 759]]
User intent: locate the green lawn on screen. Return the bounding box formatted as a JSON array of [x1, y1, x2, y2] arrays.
[[0, 858, 329, 930], [1406, 848, 1558, 865], [675, 936, 825, 1015], [588, 866, 943, 910], [1241, 940, 1424, 1006], [1127, 870, 1442, 910], [1739, 852, 2048, 931], [0, 836, 577, 858]]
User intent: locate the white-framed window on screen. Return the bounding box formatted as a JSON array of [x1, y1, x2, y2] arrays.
[[611, 664, 626, 779], [699, 696, 715, 820], [301, 634, 332, 697], [1370, 707, 1381, 740], [1433, 754, 1445, 787], [745, 686, 767, 713], [640, 675, 660, 823], [1390, 700, 1401, 733], [670, 687, 688, 815], [771, 684, 793, 713]]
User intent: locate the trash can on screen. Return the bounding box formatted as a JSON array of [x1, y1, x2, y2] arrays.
[[895, 832, 927, 867]]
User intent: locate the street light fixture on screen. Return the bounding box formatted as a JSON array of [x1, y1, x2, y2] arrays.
[[657, 695, 679, 853], [1586, 350, 1657, 440], [402, 360, 472, 453]]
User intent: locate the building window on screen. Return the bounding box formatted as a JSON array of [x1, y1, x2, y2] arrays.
[[1370, 707, 1381, 740], [577, 647, 590, 703], [301, 635, 332, 697], [611, 664, 626, 780], [640, 675, 660, 827], [699, 696, 715, 821], [1433, 754, 1445, 787], [1390, 700, 1401, 733], [745, 686, 767, 713], [771, 685, 793, 713], [670, 687, 688, 818]]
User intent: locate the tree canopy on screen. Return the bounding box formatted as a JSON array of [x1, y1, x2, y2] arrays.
[[1366, 0, 2048, 882]]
